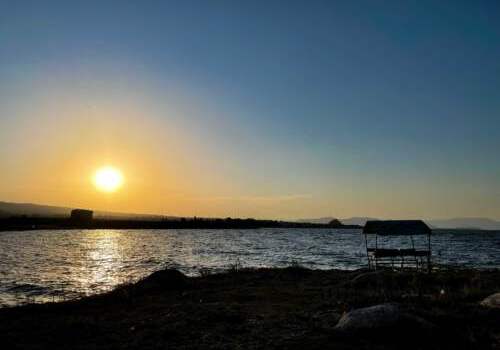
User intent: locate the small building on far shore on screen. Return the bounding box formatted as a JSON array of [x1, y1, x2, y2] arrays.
[[70, 209, 93, 223]]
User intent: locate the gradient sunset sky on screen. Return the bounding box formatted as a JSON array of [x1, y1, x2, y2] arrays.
[[1, 0, 499, 220]]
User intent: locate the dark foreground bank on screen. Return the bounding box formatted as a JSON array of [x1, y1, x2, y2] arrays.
[[1, 267, 500, 350]]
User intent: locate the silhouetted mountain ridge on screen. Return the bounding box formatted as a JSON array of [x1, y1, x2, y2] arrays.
[[297, 216, 500, 230], [428, 217, 500, 230], [0, 201, 171, 220], [297, 217, 378, 226], [2, 201, 499, 230]]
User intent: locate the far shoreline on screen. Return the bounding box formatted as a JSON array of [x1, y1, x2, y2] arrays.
[[0, 216, 362, 232]]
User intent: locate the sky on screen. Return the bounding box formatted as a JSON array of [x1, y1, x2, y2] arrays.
[[1, 0, 499, 220]]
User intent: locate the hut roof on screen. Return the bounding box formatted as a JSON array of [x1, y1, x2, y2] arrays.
[[363, 220, 431, 235]]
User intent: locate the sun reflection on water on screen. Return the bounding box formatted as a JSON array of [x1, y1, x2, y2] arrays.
[[1, 229, 500, 307], [78, 230, 125, 295]]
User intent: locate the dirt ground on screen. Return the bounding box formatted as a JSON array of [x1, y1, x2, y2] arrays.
[[1, 267, 500, 349]]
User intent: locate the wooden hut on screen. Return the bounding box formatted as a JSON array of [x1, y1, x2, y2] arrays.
[[363, 220, 432, 272]]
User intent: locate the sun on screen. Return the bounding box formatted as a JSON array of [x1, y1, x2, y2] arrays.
[[93, 166, 124, 192]]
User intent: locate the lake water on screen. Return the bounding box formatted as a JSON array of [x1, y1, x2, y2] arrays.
[[0, 228, 499, 307]]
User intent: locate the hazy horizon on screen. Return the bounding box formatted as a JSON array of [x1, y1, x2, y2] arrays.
[[1, 1, 499, 220], [2, 200, 500, 227]]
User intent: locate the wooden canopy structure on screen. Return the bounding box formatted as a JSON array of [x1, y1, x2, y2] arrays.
[[363, 220, 432, 272]]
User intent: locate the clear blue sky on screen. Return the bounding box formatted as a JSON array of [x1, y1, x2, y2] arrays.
[[1, 0, 499, 219]]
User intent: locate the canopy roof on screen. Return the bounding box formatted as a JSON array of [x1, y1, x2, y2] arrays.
[[363, 220, 431, 235]]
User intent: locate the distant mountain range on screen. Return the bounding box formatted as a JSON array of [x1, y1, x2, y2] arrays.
[[0, 201, 171, 221], [298, 216, 500, 231], [296, 217, 339, 225], [427, 218, 500, 231], [0, 201, 73, 217], [1, 201, 499, 230], [339, 217, 380, 226]]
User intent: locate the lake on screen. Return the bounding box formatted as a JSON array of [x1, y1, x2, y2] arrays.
[[0, 228, 499, 307]]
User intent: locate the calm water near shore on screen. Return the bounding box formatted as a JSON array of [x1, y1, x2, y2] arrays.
[[0, 228, 499, 307]]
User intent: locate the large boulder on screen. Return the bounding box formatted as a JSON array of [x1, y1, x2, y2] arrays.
[[480, 292, 500, 308], [335, 303, 399, 332], [334, 303, 433, 334], [136, 269, 188, 293]]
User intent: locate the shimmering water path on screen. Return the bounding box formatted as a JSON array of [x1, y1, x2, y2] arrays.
[[1, 228, 499, 306]]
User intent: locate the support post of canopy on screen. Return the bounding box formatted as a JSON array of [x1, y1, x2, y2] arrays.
[[427, 232, 431, 273], [364, 233, 370, 270]]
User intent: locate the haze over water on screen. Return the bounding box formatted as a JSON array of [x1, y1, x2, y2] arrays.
[[1, 228, 499, 307]]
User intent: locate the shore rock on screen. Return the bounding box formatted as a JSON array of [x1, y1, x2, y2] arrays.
[[334, 303, 433, 334], [137, 269, 188, 292], [335, 303, 399, 332], [480, 292, 500, 308]]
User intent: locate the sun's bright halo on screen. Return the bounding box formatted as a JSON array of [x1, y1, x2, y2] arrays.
[[93, 166, 124, 192]]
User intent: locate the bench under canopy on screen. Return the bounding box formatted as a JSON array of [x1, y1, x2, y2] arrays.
[[362, 220, 432, 272]]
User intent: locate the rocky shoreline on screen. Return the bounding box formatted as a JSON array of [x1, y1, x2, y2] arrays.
[[1, 267, 500, 349]]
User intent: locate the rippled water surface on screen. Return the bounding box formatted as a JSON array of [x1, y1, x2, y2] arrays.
[[1, 228, 499, 306]]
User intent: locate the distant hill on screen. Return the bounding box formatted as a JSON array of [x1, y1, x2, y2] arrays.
[[297, 217, 378, 226], [298, 216, 500, 231], [0, 201, 72, 217], [2, 201, 499, 230], [427, 218, 500, 231], [0, 201, 171, 221], [340, 217, 379, 226], [296, 217, 337, 224], [0, 209, 12, 218]]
